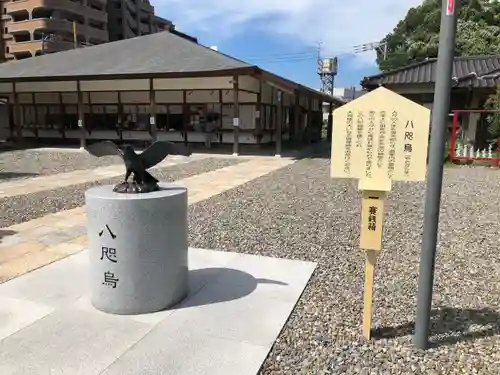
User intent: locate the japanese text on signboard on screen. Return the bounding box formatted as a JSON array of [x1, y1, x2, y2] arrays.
[[356, 111, 364, 148], [377, 111, 386, 168], [365, 111, 375, 178], [344, 111, 353, 174], [388, 111, 398, 178], [404, 121, 414, 177], [331, 86, 431, 183], [368, 206, 377, 231]]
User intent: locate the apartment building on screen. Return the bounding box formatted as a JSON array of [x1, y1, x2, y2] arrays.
[[0, 0, 196, 62], [106, 0, 167, 41], [106, 0, 197, 42], [1, 0, 109, 61]]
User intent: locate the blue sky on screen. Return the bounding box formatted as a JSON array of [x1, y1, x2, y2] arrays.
[[196, 29, 381, 90], [153, 0, 423, 90]]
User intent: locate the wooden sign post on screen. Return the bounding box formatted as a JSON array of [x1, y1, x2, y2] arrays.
[[360, 188, 386, 339], [330, 87, 431, 340]]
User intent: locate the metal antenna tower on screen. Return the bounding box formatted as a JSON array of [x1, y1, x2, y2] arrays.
[[317, 42, 338, 96]]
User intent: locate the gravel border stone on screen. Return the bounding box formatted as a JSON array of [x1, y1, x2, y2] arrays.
[[188, 150, 500, 375], [0, 157, 242, 228]]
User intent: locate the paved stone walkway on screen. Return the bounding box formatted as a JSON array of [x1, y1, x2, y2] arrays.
[[0, 247, 316, 375], [0, 157, 295, 283], [0, 154, 209, 199]]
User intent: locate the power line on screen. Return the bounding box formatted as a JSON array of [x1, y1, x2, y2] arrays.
[[249, 55, 317, 63], [245, 44, 380, 64], [353, 41, 388, 59], [244, 48, 358, 64], [231, 40, 388, 66], [236, 49, 318, 61]]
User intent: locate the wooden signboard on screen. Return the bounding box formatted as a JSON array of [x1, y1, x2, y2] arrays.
[[330, 86, 431, 339]]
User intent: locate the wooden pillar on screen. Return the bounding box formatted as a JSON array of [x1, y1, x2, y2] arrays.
[[306, 96, 312, 144], [327, 102, 333, 141], [12, 82, 22, 142], [276, 90, 282, 156], [218, 90, 223, 143], [288, 96, 294, 142], [117, 92, 123, 142], [165, 105, 170, 131], [232, 75, 239, 156], [271, 86, 278, 135], [294, 91, 300, 147], [182, 90, 188, 146], [255, 76, 263, 145], [58, 92, 65, 139], [149, 78, 157, 143], [77, 80, 86, 149], [32, 92, 38, 139], [218, 90, 223, 126], [88, 90, 93, 129]]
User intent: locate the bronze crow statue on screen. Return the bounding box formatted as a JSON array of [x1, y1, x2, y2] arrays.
[[85, 140, 191, 193]]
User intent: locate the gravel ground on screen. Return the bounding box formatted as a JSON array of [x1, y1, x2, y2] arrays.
[[188, 149, 500, 375], [0, 149, 122, 181], [0, 157, 242, 228]]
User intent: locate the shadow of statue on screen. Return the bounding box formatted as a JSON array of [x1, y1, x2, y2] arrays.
[[372, 306, 500, 348], [172, 267, 288, 310], [0, 172, 39, 181], [0, 229, 16, 243]]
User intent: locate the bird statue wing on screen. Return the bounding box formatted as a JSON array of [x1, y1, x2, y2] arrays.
[[140, 141, 191, 170], [85, 141, 124, 158]]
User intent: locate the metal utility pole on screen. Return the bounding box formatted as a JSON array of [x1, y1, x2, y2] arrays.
[[413, 0, 459, 350]]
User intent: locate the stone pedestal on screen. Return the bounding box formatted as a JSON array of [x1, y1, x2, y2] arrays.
[[84, 183, 188, 315]]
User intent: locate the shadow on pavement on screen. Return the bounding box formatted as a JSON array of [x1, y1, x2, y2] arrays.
[[0, 140, 40, 152], [0, 229, 17, 243], [0, 171, 39, 180], [173, 267, 288, 309], [373, 306, 500, 348]]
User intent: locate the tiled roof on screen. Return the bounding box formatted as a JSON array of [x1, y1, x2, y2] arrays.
[[0, 31, 253, 80], [361, 55, 500, 89]]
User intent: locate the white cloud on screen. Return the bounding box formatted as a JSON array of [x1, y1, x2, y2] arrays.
[[154, 0, 423, 67]]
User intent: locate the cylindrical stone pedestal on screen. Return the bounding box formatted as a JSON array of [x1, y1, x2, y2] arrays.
[[85, 183, 188, 315]]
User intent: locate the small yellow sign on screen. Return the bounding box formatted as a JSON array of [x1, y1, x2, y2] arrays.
[[360, 191, 385, 251], [330, 87, 431, 185]]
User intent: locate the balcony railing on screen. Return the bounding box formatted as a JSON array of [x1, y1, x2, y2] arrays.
[[8, 19, 108, 42], [8, 39, 75, 54], [6, 0, 107, 23]]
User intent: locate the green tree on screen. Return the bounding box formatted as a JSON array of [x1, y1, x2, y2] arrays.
[[483, 85, 500, 143], [377, 0, 500, 71]]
